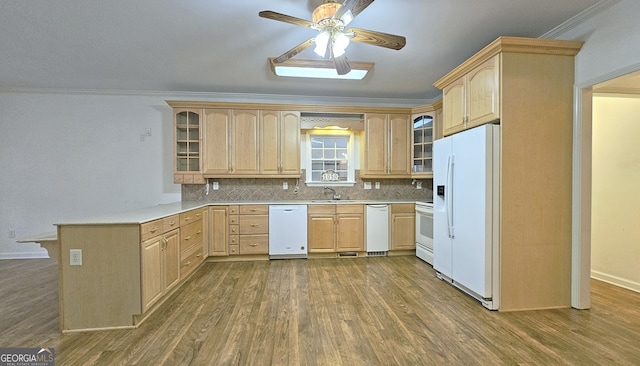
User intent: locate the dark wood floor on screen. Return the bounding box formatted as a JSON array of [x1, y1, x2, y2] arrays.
[[1, 256, 639, 365]]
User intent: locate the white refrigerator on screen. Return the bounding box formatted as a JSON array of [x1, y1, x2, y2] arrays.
[[433, 124, 500, 310]]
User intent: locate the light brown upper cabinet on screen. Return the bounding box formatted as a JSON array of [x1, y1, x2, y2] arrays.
[[202, 109, 260, 177], [260, 110, 301, 177], [173, 108, 205, 184], [441, 54, 500, 136], [362, 113, 411, 178], [411, 112, 435, 178], [202, 109, 299, 178]]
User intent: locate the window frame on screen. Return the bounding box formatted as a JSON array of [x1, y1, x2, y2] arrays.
[[305, 130, 356, 187]]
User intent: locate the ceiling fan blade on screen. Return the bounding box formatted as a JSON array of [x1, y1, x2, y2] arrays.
[[333, 0, 375, 24], [273, 38, 315, 64], [331, 52, 352, 76], [259, 10, 314, 28], [346, 27, 406, 50]]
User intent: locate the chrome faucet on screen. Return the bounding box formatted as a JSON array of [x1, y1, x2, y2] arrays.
[[324, 186, 341, 200]]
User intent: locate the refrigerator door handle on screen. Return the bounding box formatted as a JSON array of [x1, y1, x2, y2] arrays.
[[446, 154, 454, 238]]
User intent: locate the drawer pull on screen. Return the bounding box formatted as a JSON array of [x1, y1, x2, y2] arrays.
[[197, 230, 202, 234], [184, 236, 191, 241], [184, 261, 191, 266], [196, 213, 201, 217], [250, 224, 259, 228], [169, 221, 176, 226], [149, 228, 157, 233], [249, 243, 258, 247], [184, 217, 190, 221], [196, 254, 201, 257]]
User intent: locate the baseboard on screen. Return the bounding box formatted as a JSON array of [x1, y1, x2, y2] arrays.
[[591, 270, 640, 293], [0, 252, 50, 260]]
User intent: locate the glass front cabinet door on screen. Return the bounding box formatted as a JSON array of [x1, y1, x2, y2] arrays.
[[412, 114, 434, 178], [174, 108, 205, 184]]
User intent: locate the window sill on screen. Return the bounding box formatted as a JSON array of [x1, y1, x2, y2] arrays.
[[305, 181, 356, 187]]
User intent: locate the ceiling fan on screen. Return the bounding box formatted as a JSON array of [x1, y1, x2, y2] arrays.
[[259, 0, 406, 75]]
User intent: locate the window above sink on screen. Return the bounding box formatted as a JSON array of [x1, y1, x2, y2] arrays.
[[305, 130, 356, 187]]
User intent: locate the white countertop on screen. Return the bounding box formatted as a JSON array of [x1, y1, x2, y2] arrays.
[[55, 200, 430, 226]]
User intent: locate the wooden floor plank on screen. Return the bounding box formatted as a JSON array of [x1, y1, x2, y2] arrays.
[[1, 257, 640, 365]]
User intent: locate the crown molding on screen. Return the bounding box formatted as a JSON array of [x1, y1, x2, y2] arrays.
[[434, 36, 584, 89], [541, 0, 621, 39], [0, 87, 434, 108]]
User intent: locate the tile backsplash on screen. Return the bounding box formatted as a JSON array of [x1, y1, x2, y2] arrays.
[[182, 170, 432, 202]]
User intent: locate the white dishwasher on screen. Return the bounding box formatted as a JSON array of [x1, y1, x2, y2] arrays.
[[268, 205, 308, 259], [366, 204, 389, 255]]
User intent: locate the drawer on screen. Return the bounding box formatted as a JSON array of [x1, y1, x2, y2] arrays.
[[229, 224, 239, 235], [391, 203, 416, 213], [239, 235, 269, 255], [141, 219, 163, 241], [239, 215, 268, 235], [163, 214, 180, 232], [180, 221, 203, 252], [308, 204, 335, 215], [180, 209, 203, 226], [337, 204, 363, 214], [239, 205, 269, 215], [181, 244, 203, 278], [228, 206, 239, 215], [229, 244, 240, 256], [229, 234, 239, 245], [228, 214, 239, 225]]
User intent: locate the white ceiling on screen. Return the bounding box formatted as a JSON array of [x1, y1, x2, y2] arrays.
[[1, 0, 603, 103]]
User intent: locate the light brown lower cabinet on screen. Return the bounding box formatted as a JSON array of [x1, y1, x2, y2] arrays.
[[308, 204, 364, 253], [390, 204, 416, 251], [141, 228, 179, 313], [208, 206, 228, 256], [238, 205, 269, 255]]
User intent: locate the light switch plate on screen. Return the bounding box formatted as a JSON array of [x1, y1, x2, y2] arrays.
[[70, 249, 82, 266], [364, 182, 372, 190]]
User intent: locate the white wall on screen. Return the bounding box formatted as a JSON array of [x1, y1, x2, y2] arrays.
[[551, 0, 640, 303], [0, 92, 181, 258], [555, 0, 640, 85], [591, 95, 640, 291]]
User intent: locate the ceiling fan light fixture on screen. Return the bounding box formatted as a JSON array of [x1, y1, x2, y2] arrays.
[[332, 32, 350, 57], [314, 31, 330, 57]]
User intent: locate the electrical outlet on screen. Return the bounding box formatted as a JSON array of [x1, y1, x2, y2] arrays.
[[282, 182, 288, 190], [375, 182, 381, 189], [70, 249, 82, 266], [145, 128, 152, 136], [213, 182, 219, 190], [9, 229, 15, 238], [364, 182, 372, 190], [416, 181, 422, 189]]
